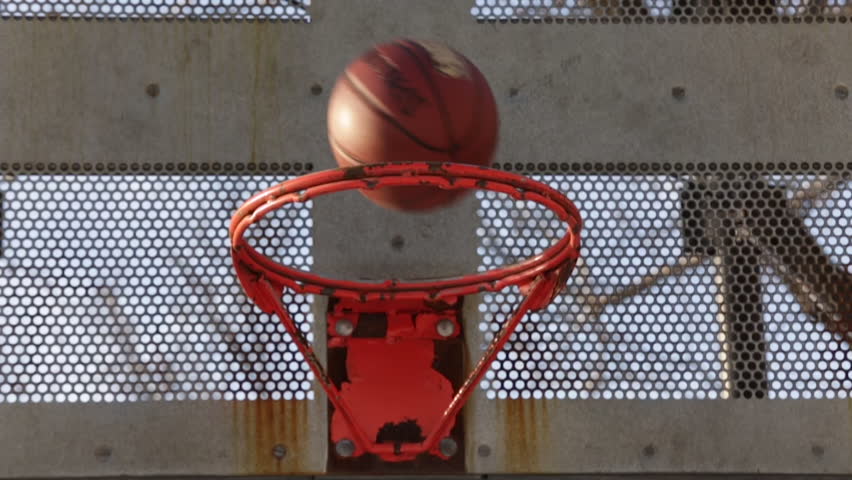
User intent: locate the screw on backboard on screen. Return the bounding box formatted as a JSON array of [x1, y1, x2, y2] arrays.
[[94, 445, 112, 462], [834, 84, 848, 100], [145, 83, 160, 98], [335, 319, 355, 337], [436, 318, 456, 338], [439, 437, 458, 458], [390, 234, 405, 251], [335, 439, 356, 458], [477, 444, 492, 457], [272, 444, 287, 460]]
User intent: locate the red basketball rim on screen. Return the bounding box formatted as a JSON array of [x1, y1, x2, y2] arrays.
[[229, 161, 583, 459], [230, 162, 582, 302]]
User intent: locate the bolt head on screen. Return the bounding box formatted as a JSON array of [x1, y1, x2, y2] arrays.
[[271, 443, 287, 460], [436, 319, 456, 338], [94, 445, 112, 462], [390, 234, 405, 250], [477, 444, 492, 457], [335, 439, 356, 458], [439, 437, 458, 458], [335, 319, 354, 337], [145, 83, 160, 98]]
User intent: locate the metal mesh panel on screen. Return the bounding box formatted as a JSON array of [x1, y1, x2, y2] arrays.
[[476, 167, 851, 400], [0, 175, 314, 403], [472, 0, 852, 23], [1, 167, 850, 404], [0, 0, 310, 21]]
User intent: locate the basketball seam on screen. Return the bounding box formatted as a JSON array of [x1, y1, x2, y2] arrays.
[[394, 40, 458, 159], [328, 134, 371, 166], [397, 41, 488, 157], [341, 71, 451, 154]]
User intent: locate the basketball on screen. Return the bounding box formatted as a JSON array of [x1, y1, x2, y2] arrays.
[[327, 39, 499, 211]]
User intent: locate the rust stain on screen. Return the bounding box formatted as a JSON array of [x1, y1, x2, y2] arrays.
[[233, 399, 309, 474], [498, 399, 550, 472]]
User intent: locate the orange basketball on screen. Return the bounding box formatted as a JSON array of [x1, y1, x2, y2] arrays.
[[327, 39, 499, 211]]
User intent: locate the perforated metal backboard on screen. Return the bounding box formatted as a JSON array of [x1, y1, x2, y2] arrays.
[[0, 0, 851, 477]]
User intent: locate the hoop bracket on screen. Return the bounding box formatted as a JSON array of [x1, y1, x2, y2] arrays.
[[230, 162, 582, 462]]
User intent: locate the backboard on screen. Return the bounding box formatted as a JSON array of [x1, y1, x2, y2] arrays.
[[1, 0, 851, 477]]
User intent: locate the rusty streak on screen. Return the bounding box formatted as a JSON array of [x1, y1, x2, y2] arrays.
[[233, 399, 309, 474], [498, 399, 550, 472]]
